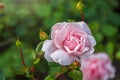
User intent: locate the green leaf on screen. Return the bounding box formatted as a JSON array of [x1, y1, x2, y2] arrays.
[[11, 66, 25, 75], [33, 58, 40, 64], [94, 33, 103, 43], [89, 22, 99, 32], [68, 70, 82, 80], [36, 41, 43, 54], [48, 62, 60, 67], [106, 41, 115, 60], [0, 71, 6, 80], [25, 73, 32, 79], [34, 4, 51, 18], [102, 25, 118, 37], [0, 24, 4, 30], [44, 75, 54, 80], [67, 19, 76, 22], [115, 50, 120, 60], [28, 50, 36, 60], [48, 63, 62, 77]]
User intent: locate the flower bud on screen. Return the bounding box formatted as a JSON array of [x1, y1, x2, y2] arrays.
[[0, 3, 5, 10], [39, 29, 48, 41], [76, 0, 84, 13], [16, 39, 22, 47]]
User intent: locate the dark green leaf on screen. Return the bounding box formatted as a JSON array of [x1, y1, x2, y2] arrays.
[[48, 63, 62, 77], [102, 25, 118, 37], [0, 71, 6, 80], [44, 75, 54, 80], [11, 66, 25, 75], [115, 50, 120, 60], [106, 41, 115, 60], [28, 50, 36, 60], [68, 70, 83, 80]]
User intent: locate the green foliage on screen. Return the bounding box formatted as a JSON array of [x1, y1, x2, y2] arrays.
[[34, 4, 51, 18], [0, 71, 6, 80], [115, 51, 120, 60], [28, 50, 36, 60], [33, 58, 40, 64], [106, 41, 115, 60], [48, 63, 62, 77], [0, 0, 120, 79], [44, 75, 54, 80], [68, 70, 83, 80], [102, 25, 118, 37]]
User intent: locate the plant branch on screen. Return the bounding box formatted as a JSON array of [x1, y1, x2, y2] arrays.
[[81, 12, 84, 21], [20, 48, 26, 67]]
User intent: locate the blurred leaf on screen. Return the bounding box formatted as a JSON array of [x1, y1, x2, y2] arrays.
[[44, 17, 57, 29], [0, 71, 6, 80], [115, 50, 120, 60], [44, 75, 54, 80], [48, 63, 62, 77], [11, 66, 25, 75], [95, 44, 105, 52], [109, 13, 120, 26], [67, 19, 76, 22], [102, 25, 118, 37], [0, 24, 4, 30], [16, 9, 30, 19], [25, 73, 32, 79], [106, 41, 115, 60], [94, 33, 103, 43], [34, 4, 51, 18], [36, 57, 49, 73], [68, 70, 82, 80], [28, 50, 36, 60], [48, 62, 60, 67], [89, 22, 99, 32], [33, 58, 40, 64]]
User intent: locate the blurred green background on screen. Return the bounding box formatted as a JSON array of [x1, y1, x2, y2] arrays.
[[0, 0, 120, 80]]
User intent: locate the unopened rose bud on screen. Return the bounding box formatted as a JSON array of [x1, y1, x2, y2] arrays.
[[0, 3, 5, 10], [76, 0, 84, 13], [16, 39, 22, 47], [39, 30, 48, 41]]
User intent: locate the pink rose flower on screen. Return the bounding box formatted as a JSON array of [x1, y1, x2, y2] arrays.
[[42, 21, 96, 65], [80, 53, 115, 80]]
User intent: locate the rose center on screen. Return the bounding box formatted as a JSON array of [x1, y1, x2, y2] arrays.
[[63, 32, 85, 53]]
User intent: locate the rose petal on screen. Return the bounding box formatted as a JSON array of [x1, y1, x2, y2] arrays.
[[106, 64, 116, 78], [95, 53, 108, 60], [42, 40, 57, 62], [88, 35, 96, 47], [51, 22, 66, 39], [51, 49, 75, 65], [77, 21, 92, 35], [54, 22, 84, 48], [54, 23, 69, 48], [80, 48, 94, 58]]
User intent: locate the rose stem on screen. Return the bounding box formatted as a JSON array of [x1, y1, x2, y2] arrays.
[[81, 12, 84, 21], [20, 48, 26, 67]]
